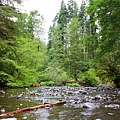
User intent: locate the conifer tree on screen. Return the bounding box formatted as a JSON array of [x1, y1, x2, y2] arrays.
[[65, 18, 83, 81], [67, 0, 75, 22], [58, 0, 69, 28], [47, 0, 69, 66], [78, 0, 87, 34], [88, 0, 120, 87]]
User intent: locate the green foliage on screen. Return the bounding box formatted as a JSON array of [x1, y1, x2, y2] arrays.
[[0, 58, 39, 87], [66, 83, 80, 87], [81, 68, 99, 86], [96, 56, 120, 87], [27, 10, 44, 38], [98, 84, 103, 87], [58, 0, 68, 26], [78, 0, 87, 33], [65, 17, 83, 80], [67, 0, 78, 21], [1, 0, 119, 88], [47, 81, 55, 86], [0, 59, 16, 75], [8, 37, 46, 87], [39, 65, 68, 86], [47, 0, 120, 87], [0, 71, 13, 84], [40, 82, 47, 86], [0, 5, 19, 40], [87, 0, 120, 55], [0, 0, 47, 88], [40, 81, 55, 86], [47, 24, 65, 65], [86, 0, 120, 87]]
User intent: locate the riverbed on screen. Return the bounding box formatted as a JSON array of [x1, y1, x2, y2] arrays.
[[0, 86, 120, 120]]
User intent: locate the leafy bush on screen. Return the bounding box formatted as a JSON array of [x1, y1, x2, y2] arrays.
[[66, 83, 80, 87], [81, 68, 99, 87], [47, 81, 55, 86], [98, 84, 104, 87], [40, 81, 55, 86], [0, 59, 38, 87], [39, 66, 68, 86], [40, 82, 47, 86], [0, 37, 46, 88]]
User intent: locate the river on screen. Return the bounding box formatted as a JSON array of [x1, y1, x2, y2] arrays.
[[0, 86, 120, 120]]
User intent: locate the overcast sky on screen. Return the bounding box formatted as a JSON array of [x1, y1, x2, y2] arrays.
[[20, 0, 82, 42]]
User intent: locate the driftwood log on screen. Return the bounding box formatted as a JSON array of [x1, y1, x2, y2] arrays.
[[0, 100, 66, 117]]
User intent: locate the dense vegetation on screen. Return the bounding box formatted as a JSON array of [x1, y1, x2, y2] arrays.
[[0, 0, 120, 88], [0, 0, 47, 87]]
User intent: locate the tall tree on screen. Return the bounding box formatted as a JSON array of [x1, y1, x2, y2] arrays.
[[65, 18, 83, 81], [77, 0, 91, 67], [0, 0, 22, 87], [88, 0, 120, 87], [78, 0, 88, 34], [27, 10, 44, 39], [0, 0, 23, 61], [47, 0, 69, 66], [67, 0, 75, 22], [72, 1, 78, 18], [58, 0, 69, 28]]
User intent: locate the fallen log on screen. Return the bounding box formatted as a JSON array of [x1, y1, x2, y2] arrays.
[[0, 100, 66, 117]]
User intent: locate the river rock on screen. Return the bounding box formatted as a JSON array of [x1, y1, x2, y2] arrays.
[[79, 90, 88, 94], [94, 94, 103, 100], [66, 91, 73, 94], [0, 108, 5, 113], [108, 113, 114, 116], [105, 104, 119, 109], [83, 102, 96, 109], [0, 90, 5, 94]]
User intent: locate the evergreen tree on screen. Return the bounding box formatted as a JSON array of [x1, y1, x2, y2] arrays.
[[67, 0, 75, 22], [88, 0, 120, 87], [65, 18, 83, 81], [27, 10, 44, 39], [47, 0, 69, 66], [58, 0, 69, 28], [0, 0, 21, 87], [72, 1, 78, 18], [78, 0, 87, 34]]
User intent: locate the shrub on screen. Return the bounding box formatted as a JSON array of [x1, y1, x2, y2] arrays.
[[40, 82, 47, 86], [47, 81, 55, 86], [40, 81, 55, 86], [81, 68, 99, 87], [38, 66, 68, 86], [98, 84, 103, 87], [66, 83, 80, 87]]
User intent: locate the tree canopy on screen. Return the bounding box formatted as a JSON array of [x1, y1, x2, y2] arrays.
[[0, 0, 120, 87], [0, 0, 47, 87]]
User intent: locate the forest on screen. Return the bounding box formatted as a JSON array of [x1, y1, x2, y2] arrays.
[[0, 0, 120, 88]]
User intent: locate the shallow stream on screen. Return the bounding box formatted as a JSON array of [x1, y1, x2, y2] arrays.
[[0, 86, 120, 120]]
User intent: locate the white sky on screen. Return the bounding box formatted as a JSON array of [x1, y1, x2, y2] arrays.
[[20, 0, 82, 42]]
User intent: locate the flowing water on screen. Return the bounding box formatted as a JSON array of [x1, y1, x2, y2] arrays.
[[0, 86, 120, 120]]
